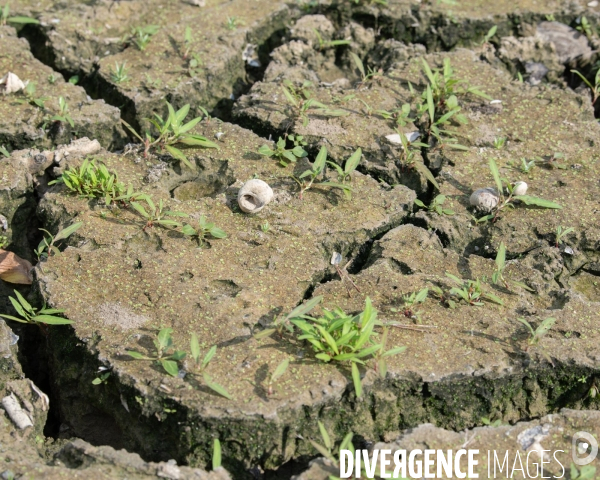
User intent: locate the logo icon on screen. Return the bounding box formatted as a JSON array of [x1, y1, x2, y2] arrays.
[[572, 431, 598, 466]]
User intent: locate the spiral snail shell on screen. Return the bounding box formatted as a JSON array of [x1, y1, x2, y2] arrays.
[[237, 179, 274, 214], [469, 187, 500, 212]]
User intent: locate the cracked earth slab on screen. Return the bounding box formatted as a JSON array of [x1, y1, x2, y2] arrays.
[[0, 25, 126, 151]]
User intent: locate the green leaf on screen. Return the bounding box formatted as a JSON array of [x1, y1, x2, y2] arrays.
[[190, 333, 200, 363], [349, 52, 365, 78], [130, 201, 150, 218], [517, 317, 535, 336], [344, 148, 362, 175], [421, 58, 436, 86], [315, 353, 332, 362], [414, 288, 429, 304], [535, 317, 556, 338], [271, 359, 289, 382], [258, 145, 274, 157], [157, 328, 173, 350], [212, 439, 222, 470], [313, 146, 327, 173], [318, 421, 332, 449], [209, 227, 227, 239], [381, 346, 407, 358], [495, 242, 506, 272], [356, 344, 382, 358], [285, 296, 323, 321], [126, 351, 148, 359], [203, 373, 233, 399], [483, 292, 504, 305], [254, 328, 276, 340], [32, 315, 73, 325], [7, 16, 39, 24], [164, 145, 193, 169], [13, 290, 34, 314], [53, 221, 83, 242], [281, 85, 298, 107], [179, 116, 202, 134], [309, 439, 334, 461], [202, 345, 217, 370], [161, 359, 180, 377], [182, 224, 197, 236], [426, 85, 435, 123], [513, 195, 562, 209], [413, 162, 440, 190], [489, 158, 503, 197], [351, 362, 362, 398], [177, 134, 218, 148], [0, 314, 28, 323]]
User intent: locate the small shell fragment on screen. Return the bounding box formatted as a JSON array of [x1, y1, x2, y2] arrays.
[[0, 249, 33, 285], [490, 99, 502, 105], [469, 187, 500, 212], [330, 252, 342, 265], [512, 181, 528, 196], [237, 179, 274, 214], [385, 131, 420, 146], [1, 393, 33, 429], [0, 72, 26, 94]]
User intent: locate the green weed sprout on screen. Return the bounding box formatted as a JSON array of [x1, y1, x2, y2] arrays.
[[519, 158, 536, 173], [225, 16, 243, 30], [49, 158, 125, 205], [0, 290, 73, 326], [475, 158, 562, 224], [130, 25, 158, 51], [121, 101, 218, 169], [50, 96, 74, 128], [189, 335, 232, 399], [349, 52, 383, 84], [92, 372, 110, 385], [260, 221, 270, 233], [0, 235, 8, 249], [18, 82, 47, 108], [517, 317, 556, 365], [126, 328, 186, 377], [491, 242, 534, 292], [327, 147, 362, 184], [571, 69, 599, 105], [266, 359, 289, 396], [313, 29, 351, 50], [575, 16, 594, 39], [0, 145, 9, 157], [394, 130, 440, 190], [254, 296, 323, 340], [555, 225, 574, 248], [181, 215, 227, 245], [391, 287, 429, 322], [481, 25, 497, 45], [258, 136, 308, 166], [110, 62, 130, 83], [292, 146, 352, 200], [445, 272, 504, 306], [290, 297, 405, 398], [309, 421, 355, 468], [0, 4, 39, 25], [414, 194, 454, 215], [35, 222, 83, 261], [281, 80, 348, 126], [130, 198, 188, 232], [493, 136, 506, 149]]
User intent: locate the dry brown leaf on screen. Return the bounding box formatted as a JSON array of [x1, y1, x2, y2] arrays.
[[0, 249, 33, 285]]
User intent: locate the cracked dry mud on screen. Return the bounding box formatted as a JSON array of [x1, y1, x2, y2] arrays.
[[1, 0, 600, 479]]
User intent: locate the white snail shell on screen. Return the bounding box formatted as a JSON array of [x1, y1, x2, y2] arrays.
[[469, 187, 499, 212], [237, 179, 273, 214], [0, 72, 26, 94], [512, 181, 528, 196]]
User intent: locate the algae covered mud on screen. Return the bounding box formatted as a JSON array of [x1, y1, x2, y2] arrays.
[[1, 0, 600, 478]]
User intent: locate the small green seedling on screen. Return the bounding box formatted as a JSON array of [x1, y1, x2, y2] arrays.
[[372, 327, 406, 379], [181, 215, 227, 245], [391, 288, 429, 323], [0, 4, 39, 25], [491, 242, 534, 292], [18, 82, 47, 108], [0, 145, 9, 157], [130, 25, 159, 51], [446, 272, 504, 306], [518, 158, 536, 173], [327, 147, 362, 184], [517, 317, 555, 364], [130, 197, 188, 232], [0, 290, 73, 326], [49, 96, 74, 128], [110, 62, 130, 83], [493, 136, 506, 149], [570, 464, 596, 480], [313, 29, 350, 50], [266, 359, 289, 395], [121, 101, 218, 168], [281, 81, 347, 126], [394, 130, 440, 190], [575, 15, 594, 39], [0, 235, 8, 248], [49, 158, 125, 205], [292, 146, 352, 200], [571, 69, 600, 105], [35, 221, 83, 261], [414, 194, 454, 215], [475, 159, 562, 224], [126, 328, 186, 377], [212, 439, 222, 470], [68, 75, 78, 85], [481, 417, 504, 427], [182, 26, 193, 59], [258, 136, 307, 166], [349, 52, 383, 84], [189, 335, 232, 399], [290, 297, 405, 398], [92, 372, 110, 385], [481, 25, 497, 45], [430, 285, 456, 309], [309, 421, 355, 468], [555, 225, 574, 248], [254, 296, 323, 340], [260, 221, 270, 233], [47, 73, 57, 84], [225, 16, 243, 30]]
